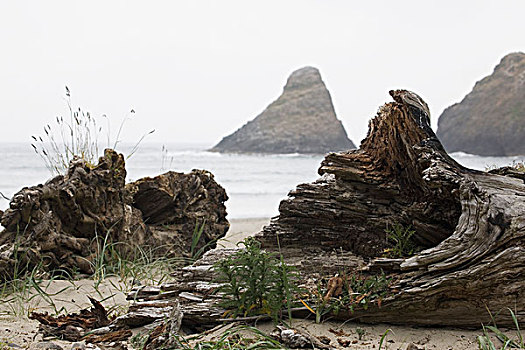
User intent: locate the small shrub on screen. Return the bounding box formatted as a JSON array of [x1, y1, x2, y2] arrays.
[[214, 237, 300, 322], [303, 271, 392, 323], [384, 223, 416, 258], [336, 272, 391, 313]]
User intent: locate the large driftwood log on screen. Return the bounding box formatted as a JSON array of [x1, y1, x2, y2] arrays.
[[121, 90, 525, 330], [0, 150, 229, 278], [256, 90, 525, 326]]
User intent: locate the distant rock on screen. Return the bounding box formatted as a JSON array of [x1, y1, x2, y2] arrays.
[[437, 52, 525, 156], [210, 67, 355, 154]]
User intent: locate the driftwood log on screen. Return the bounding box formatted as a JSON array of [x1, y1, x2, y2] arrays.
[[257, 89, 525, 326], [120, 90, 524, 331], [0, 149, 229, 278]]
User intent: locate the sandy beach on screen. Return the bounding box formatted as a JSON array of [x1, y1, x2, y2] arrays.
[[218, 217, 271, 248], [0, 218, 488, 349]]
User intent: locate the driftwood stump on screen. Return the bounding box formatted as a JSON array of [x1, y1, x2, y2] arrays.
[[126, 170, 229, 258], [0, 149, 229, 279]]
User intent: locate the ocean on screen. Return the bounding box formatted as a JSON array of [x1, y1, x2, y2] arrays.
[[0, 142, 523, 219]]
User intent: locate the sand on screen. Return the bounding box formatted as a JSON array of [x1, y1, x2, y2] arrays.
[[0, 218, 491, 349], [218, 217, 271, 248]]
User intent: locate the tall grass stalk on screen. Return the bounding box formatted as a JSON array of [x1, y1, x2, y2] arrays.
[[378, 329, 393, 350], [89, 231, 186, 296], [31, 87, 154, 175], [478, 308, 525, 350], [0, 266, 73, 317]]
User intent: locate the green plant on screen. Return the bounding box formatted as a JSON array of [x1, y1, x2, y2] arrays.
[[345, 272, 391, 311], [356, 327, 365, 340], [384, 223, 416, 258], [190, 220, 216, 262], [303, 271, 392, 323], [31, 87, 154, 175], [478, 308, 524, 350], [379, 329, 393, 350], [303, 282, 332, 324], [0, 265, 72, 317], [130, 331, 150, 350], [214, 237, 300, 322]]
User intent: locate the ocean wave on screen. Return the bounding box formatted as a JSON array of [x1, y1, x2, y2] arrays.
[[450, 151, 477, 158], [228, 191, 290, 196]]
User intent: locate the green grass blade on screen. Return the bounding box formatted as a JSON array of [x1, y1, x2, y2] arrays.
[[379, 328, 393, 350]]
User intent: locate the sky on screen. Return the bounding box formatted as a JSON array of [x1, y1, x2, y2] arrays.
[[1, 0, 524, 148]]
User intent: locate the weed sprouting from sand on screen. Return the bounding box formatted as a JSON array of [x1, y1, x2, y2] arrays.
[[478, 308, 525, 350], [214, 237, 301, 323], [90, 221, 213, 296], [378, 328, 393, 350], [90, 238, 181, 296], [0, 267, 73, 317], [31, 87, 154, 175], [356, 327, 365, 340]]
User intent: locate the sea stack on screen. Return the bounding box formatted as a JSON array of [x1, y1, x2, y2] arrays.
[[210, 67, 355, 154], [437, 52, 525, 156]]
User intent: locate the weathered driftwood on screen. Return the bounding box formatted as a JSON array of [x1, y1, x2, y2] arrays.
[[0, 150, 228, 278], [0, 150, 146, 277], [141, 301, 184, 350], [30, 297, 111, 341], [30, 297, 133, 346], [257, 90, 525, 327], [111, 90, 525, 330], [126, 170, 229, 257]]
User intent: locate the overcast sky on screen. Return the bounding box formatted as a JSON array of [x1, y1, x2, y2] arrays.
[[1, 1, 524, 147]]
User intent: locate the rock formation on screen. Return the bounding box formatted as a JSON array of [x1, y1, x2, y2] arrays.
[[0, 149, 229, 279], [210, 67, 355, 154], [437, 52, 525, 156], [117, 90, 525, 331]]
